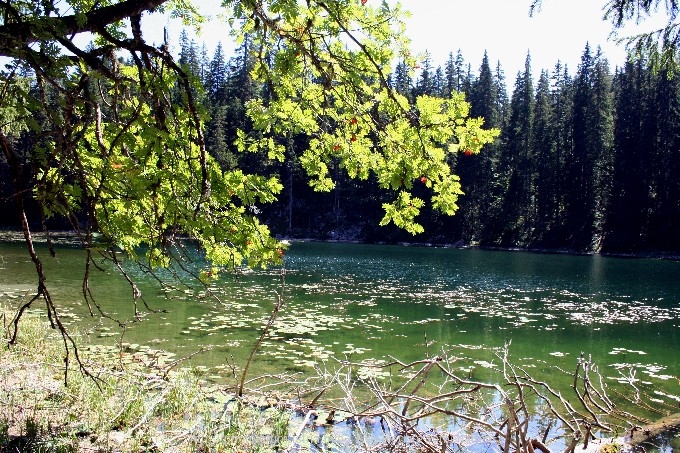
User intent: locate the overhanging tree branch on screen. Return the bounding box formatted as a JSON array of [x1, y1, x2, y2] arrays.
[[0, 0, 168, 57]]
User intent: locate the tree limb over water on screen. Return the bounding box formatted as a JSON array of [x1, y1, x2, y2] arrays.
[[0, 0, 498, 376], [2, 3, 680, 448], [0, 0, 167, 57]]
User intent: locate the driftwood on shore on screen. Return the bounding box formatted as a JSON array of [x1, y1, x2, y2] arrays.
[[629, 412, 680, 447]]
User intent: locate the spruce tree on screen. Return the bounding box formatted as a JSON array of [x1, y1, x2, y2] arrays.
[[496, 53, 535, 246], [393, 59, 414, 101], [458, 52, 500, 243], [567, 45, 615, 251], [494, 62, 510, 127], [607, 61, 649, 251], [433, 67, 445, 97], [444, 50, 467, 96], [479, 60, 510, 244], [207, 42, 228, 105], [415, 53, 435, 96], [647, 69, 680, 250], [565, 44, 595, 250], [532, 70, 559, 245], [590, 50, 615, 251], [549, 62, 574, 245], [178, 30, 201, 78]]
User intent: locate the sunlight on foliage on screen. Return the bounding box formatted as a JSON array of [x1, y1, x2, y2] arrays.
[[0, 0, 499, 280]]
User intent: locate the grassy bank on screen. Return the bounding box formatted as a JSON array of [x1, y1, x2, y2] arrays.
[[4, 305, 677, 453], [0, 308, 292, 452]]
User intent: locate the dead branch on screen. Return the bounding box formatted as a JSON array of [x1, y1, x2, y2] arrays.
[[238, 267, 286, 397]]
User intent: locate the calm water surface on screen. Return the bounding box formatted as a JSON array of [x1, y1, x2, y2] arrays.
[[1, 240, 679, 408]]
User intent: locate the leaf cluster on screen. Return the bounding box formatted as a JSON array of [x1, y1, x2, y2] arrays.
[[1, 0, 498, 274], [226, 0, 498, 234]]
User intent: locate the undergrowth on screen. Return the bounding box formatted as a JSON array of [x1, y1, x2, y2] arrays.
[[0, 306, 291, 452], [3, 304, 675, 453]]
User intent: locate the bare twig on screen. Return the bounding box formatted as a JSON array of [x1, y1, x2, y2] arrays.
[[238, 267, 286, 397]]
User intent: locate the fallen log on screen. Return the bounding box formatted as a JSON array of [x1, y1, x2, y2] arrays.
[[629, 412, 680, 447]]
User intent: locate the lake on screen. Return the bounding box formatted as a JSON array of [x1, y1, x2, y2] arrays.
[[1, 239, 679, 424]]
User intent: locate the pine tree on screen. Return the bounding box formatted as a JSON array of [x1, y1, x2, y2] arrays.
[[200, 37, 258, 174], [532, 70, 559, 245], [479, 60, 510, 244], [606, 61, 649, 251], [415, 53, 435, 96], [565, 44, 595, 250], [205, 104, 236, 169], [471, 53, 500, 124], [207, 42, 228, 105], [647, 68, 680, 250], [178, 30, 200, 77], [567, 44, 615, 251], [204, 42, 235, 169], [444, 50, 466, 96], [496, 53, 535, 246], [589, 50, 615, 251], [176, 30, 204, 103], [393, 59, 414, 101], [549, 62, 574, 245], [432, 67, 445, 97], [457, 52, 500, 243], [494, 61, 510, 126], [228, 34, 256, 104]]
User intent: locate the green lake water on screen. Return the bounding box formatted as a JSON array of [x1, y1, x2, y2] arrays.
[[1, 239, 680, 418]]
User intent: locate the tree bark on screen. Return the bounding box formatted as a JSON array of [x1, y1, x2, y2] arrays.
[[0, 0, 168, 57]]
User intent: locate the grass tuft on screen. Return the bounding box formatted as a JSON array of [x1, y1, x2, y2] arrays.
[[0, 306, 292, 452]]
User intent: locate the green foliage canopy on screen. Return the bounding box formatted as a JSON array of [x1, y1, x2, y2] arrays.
[[0, 0, 498, 274]]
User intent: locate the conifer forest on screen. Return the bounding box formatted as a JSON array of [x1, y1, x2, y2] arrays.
[[175, 33, 680, 255], [3, 31, 680, 256]]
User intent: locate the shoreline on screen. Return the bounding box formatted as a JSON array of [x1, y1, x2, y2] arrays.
[[277, 235, 680, 261], [1, 228, 679, 261]]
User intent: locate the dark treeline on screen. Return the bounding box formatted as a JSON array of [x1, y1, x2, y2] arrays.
[[3, 31, 680, 255], [187, 33, 679, 254]]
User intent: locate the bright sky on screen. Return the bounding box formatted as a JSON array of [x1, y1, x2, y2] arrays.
[[146, 0, 647, 81], [399, 0, 627, 79]]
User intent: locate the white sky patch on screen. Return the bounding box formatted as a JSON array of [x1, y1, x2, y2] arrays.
[[142, 0, 656, 80]]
